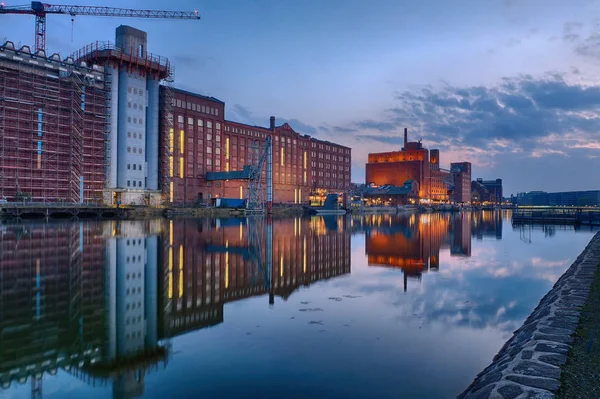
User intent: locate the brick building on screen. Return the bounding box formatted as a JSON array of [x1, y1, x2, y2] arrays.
[[450, 162, 472, 203], [0, 41, 106, 203], [365, 128, 460, 202], [161, 88, 351, 205], [472, 178, 503, 204]]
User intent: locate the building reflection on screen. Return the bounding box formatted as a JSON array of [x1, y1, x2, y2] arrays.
[[160, 216, 351, 339], [355, 211, 501, 291], [0, 216, 351, 398]]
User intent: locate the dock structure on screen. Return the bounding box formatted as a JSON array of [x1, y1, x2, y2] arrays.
[[512, 207, 600, 226], [0, 203, 126, 219]]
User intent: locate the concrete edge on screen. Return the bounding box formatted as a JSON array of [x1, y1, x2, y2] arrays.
[[458, 231, 600, 399]]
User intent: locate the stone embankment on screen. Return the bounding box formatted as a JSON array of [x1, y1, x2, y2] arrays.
[[458, 232, 600, 399]]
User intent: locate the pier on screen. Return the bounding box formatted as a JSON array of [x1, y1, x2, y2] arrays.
[[512, 207, 600, 226], [0, 202, 127, 220]]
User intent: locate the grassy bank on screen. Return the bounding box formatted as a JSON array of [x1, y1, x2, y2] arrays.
[[556, 261, 600, 399]]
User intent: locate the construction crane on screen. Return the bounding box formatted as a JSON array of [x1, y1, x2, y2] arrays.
[[0, 1, 201, 52]]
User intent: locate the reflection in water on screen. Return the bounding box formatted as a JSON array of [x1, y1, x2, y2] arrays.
[[353, 212, 502, 292], [0, 216, 350, 398]]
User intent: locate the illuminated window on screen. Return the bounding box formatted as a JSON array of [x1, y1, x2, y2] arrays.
[[281, 147, 285, 166]]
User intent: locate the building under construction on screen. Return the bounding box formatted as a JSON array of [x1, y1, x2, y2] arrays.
[[0, 41, 106, 203]]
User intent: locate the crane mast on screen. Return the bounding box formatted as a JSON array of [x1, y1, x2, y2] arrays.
[[0, 1, 201, 52]]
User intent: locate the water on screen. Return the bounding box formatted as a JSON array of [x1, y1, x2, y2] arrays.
[[0, 212, 596, 399]]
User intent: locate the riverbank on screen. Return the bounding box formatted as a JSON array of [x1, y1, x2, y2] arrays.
[[1, 203, 305, 221], [555, 258, 600, 398], [458, 231, 600, 399]]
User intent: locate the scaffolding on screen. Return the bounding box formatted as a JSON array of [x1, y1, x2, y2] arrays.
[[160, 69, 174, 204], [0, 42, 106, 203]]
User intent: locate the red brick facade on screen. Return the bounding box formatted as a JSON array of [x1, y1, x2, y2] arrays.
[[161, 88, 351, 205]]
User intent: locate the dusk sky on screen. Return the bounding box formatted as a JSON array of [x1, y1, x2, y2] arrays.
[[2, 0, 600, 195]]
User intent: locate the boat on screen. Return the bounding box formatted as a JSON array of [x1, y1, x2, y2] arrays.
[[306, 193, 347, 215], [397, 205, 419, 213]]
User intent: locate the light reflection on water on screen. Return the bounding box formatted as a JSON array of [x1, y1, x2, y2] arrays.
[[0, 212, 596, 399]]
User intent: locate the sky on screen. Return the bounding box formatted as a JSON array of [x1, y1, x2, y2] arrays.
[[2, 0, 600, 195]]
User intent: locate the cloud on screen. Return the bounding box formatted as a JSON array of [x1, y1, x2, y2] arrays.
[[332, 74, 600, 167], [226, 104, 319, 136]]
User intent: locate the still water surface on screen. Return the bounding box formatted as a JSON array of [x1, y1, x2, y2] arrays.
[[0, 212, 596, 399]]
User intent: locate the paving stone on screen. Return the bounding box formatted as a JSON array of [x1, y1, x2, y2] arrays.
[[512, 361, 561, 379], [538, 327, 574, 335], [525, 390, 555, 399], [522, 350, 533, 360], [538, 353, 567, 366], [497, 384, 523, 399], [547, 320, 578, 330], [506, 375, 560, 391], [533, 333, 573, 344], [470, 371, 502, 393], [466, 384, 496, 399]]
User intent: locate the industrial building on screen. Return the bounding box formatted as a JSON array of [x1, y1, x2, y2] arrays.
[[471, 178, 503, 204], [0, 25, 351, 206], [73, 26, 171, 206], [516, 190, 600, 207], [365, 128, 470, 202], [0, 40, 106, 203], [163, 88, 352, 205]]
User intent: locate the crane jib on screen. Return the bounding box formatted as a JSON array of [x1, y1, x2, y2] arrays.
[[0, 1, 201, 52]]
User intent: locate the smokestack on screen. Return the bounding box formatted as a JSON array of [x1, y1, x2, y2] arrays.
[[270, 116, 276, 130], [404, 127, 408, 149]]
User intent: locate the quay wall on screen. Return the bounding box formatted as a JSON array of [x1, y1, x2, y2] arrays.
[[458, 231, 600, 399]]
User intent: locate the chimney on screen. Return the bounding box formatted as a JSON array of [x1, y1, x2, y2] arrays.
[[270, 116, 276, 130], [404, 127, 408, 149]]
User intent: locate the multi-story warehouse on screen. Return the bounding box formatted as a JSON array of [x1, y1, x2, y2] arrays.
[[365, 128, 461, 202], [1, 25, 351, 206], [73, 26, 171, 206], [450, 162, 472, 203], [472, 178, 503, 204], [162, 88, 352, 205], [0, 41, 106, 202]]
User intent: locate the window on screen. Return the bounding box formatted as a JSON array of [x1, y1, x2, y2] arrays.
[[133, 132, 137, 139], [133, 164, 136, 170], [134, 103, 138, 110], [139, 148, 143, 154], [127, 180, 131, 187], [128, 132, 132, 138], [140, 133, 143, 140], [139, 181, 142, 187], [139, 118, 143, 125], [127, 147, 131, 153], [133, 147, 137, 154], [207, 146, 212, 154], [216, 108, 219, 116], [133, 118, 137, 124], [127, 164, 130, 170], [139, 164, 142, 170], [198, 119, 203, 127], [128, 102, 132, 108], [188, 117, 193, 125], [133, 181, 136, 187], [216, 122, 221, 130], [207, 121, 213, 129], [202, 105, 206, 113], [207, 133, 212, 141], [128, 116, 131, 123], [128, 87, 132, 94]]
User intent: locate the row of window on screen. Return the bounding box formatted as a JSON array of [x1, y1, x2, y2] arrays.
[[127, 132, 143, 140], [128, 102, 144, 110], [127, 163, 143, 171], [174, 99, 220, 116], [127, 180, 144, 188], [127, 116, 144, 125], [128, 86, 144, 96], [127, 147, 144, 154]]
